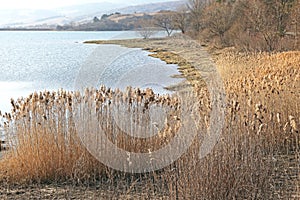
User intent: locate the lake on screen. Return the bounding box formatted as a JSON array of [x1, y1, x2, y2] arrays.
[[0, 31, 182, 114]]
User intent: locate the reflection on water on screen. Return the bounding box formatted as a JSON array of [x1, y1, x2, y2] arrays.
[[0, 31, 181, 114]]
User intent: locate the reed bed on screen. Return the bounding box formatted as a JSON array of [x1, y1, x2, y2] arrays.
[[215, 50, 300, 199], [0, 49, 299, 199], [0, 90, 106, 184]]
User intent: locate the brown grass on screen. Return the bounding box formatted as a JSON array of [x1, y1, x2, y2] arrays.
[[214, 50, 300, 198], [0, 90, 106, 184], [0, 39, 299, 199]]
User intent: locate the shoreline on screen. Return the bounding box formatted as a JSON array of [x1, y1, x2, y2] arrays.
[[84, 35, 211, 91], [0, 35, 213, 199], [1, 35, 299, 199]]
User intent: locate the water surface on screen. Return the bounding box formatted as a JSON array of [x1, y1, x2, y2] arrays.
[[0, 31, 182, 114]]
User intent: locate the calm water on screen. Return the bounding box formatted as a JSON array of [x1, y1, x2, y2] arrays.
[[0, 31, 181, 114]]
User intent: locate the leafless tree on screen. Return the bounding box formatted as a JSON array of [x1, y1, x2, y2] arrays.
[[135, 19, 158, 39], [154, 12, 175, 37], [239, 0, 296, 51], [266, 0, 296, 36], [186, 0, 299, 51], [173, 6, 190, 34], [204, 2, 237, 45], [187, 0, 212, 32]]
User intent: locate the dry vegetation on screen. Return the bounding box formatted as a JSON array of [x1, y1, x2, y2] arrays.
[[0, 35, 299, 199], [214, 49, 300, 199], [183, 0, 300, 52]]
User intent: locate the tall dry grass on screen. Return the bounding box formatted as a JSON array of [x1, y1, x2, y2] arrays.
[[214, 50, 300, 199], [0, 50, 299, 199], [0, 90, 107, 184]]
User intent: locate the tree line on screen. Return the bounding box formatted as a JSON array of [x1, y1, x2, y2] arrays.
[[138, 0, 299, 51], [56, 0, 299, 52], [183, 0, 300, 51]]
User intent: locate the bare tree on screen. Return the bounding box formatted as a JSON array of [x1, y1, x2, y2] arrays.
[[186, 0, 299, 51], [135, 19, 158, 39], [154, 12, 175, 37], [187, 0, 212, 32], [239, 0, 278, 51], [173, 6, 190, 34], [263, 0, 296, 37], [239, 0, 296, 51], [204, 2, 237, 45]]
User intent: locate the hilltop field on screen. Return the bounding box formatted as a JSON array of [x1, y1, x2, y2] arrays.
[[0, 35, 299, 199]]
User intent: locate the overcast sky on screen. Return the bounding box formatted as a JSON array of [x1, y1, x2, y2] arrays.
[[0, 0, 179, 10]]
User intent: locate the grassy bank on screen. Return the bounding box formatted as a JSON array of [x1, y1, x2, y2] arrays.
[[0, 35, 299, 199]]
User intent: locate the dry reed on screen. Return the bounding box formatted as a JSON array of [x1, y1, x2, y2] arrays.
[[0, 48, 299, 199]]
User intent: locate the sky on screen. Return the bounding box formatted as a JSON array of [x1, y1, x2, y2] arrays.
[[0, 0, 178, 10]]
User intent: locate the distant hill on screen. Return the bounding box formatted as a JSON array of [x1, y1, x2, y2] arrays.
[[56, 13, 157, 31], [109, 1, 185, 15], [0, 2, 126, 28], [0, 1, 186, 29]]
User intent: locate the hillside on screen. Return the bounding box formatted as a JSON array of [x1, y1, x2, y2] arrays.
[[56, 12, 160, 31], [108, 1, 184, 14], [1, 1, 185, 29]]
